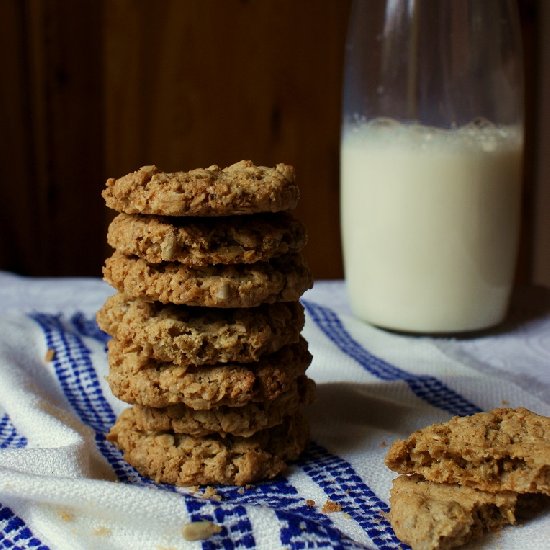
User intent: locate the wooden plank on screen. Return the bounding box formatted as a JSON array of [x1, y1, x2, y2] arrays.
[[2, 0, 543, 284], [0, 0, 41, 274], [0, 0, 106, 276], [30, 0, 106, 276], [104, 0, 350, 279]]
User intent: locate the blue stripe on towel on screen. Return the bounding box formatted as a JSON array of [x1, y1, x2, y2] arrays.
[[30, 313, 402, 549], [60, 314, 374, 548], [217, 481, 371, 550], [185, 499, 256, 550], [0, 415, 27, 449], [303, 301, 481, 417], [68, 310, 371, 548], [302, 443, 404, 549], [30, 313, 256, 550], [0, 416, 49, 549], [0, 506, 49, 550], [30, 314, 116, 433]]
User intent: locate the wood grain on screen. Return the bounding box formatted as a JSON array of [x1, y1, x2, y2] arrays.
[[0, 0, 105, 276], [0, 0, 548, 286], [0, 0, 43, 273], [103, 0, 349, 279]]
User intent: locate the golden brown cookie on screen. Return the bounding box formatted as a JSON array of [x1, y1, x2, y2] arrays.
[[106, 212, 306, 266], [97, 294, 305, 366], [131, 376, 315, 437], [102, 161, 299, 216], [385, 408, 550, 495], [107, 407, 309, 486], [103, 252, 312, 308], [106, 337, 312, 409], [388, 474, 537, 550]]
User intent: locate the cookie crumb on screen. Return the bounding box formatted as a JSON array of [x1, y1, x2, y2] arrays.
[[380, 440, 388, 448], [182, 520, 222, 541], [202, 486, 222, 501], [501, 399, 510, 406], [44, 349, 55, 362], [306, 499, 316, 508], [238, 487, 246, 495], [342, 512, 352, 520], [322, 500, 342, 514], [93, 526, 111, 537], [57, 509, 75, 522]]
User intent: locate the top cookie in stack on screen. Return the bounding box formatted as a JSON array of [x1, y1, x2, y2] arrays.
[[98, 160, 315, 486], [102, 162, 311, 307]]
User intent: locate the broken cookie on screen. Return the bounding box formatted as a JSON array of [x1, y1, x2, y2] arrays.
[[385, 408, 550, 495]]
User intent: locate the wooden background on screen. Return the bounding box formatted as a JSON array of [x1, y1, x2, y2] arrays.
[[1, 0, 549, 285]]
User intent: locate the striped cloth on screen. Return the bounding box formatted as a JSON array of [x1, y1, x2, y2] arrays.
[[0, 272, 549, 549]]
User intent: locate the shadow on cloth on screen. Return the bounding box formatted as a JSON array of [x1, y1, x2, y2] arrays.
[[306, 381, 448, 454]]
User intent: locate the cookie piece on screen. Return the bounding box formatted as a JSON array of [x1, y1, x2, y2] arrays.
[[389, 474, 534, 550], [106, 338, 312, 409], [131, 376, 316, 437], [102, 161, 299, 217], [103, 252, 312, 308], [385, 408, 550, 495], [106, 212, 307, 266], [97, 294, 305, 366], [107, 408, 308, 486]]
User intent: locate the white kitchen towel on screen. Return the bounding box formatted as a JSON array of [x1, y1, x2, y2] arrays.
[[0, 272, 549, 549]]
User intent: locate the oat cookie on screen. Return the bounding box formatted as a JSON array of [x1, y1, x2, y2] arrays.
[[388, 474, 533, 550], [107, 407, 309, 486], [106, 338, 312, 409], [102, 161, 299, 216], [103, 252, 312, 308], [97, 294, 305, 366], [107, 212, 307, 266], [131, 376, 316, 437], [385, 408, 550, 495]]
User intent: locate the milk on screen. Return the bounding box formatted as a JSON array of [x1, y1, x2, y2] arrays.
[[341, 120, 523, 332]]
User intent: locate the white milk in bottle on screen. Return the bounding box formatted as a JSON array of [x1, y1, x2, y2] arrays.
[[340, 119, 523, 332]]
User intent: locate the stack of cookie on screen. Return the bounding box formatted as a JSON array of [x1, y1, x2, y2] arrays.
[[97, 161, 315, 486], [385, 407, 550, 549]]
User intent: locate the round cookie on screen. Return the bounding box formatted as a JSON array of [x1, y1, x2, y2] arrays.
[[131, 376, 316, 437], [103, 252, 313, 308], [107, 408, 309, 486], [97, 294, 305, 366], [102, 161, 299, 217], [106, 212, 307, 266], [106, 338, 312, 409]]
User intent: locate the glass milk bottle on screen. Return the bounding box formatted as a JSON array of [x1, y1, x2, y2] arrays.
[[341, 0, 524, 333]]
